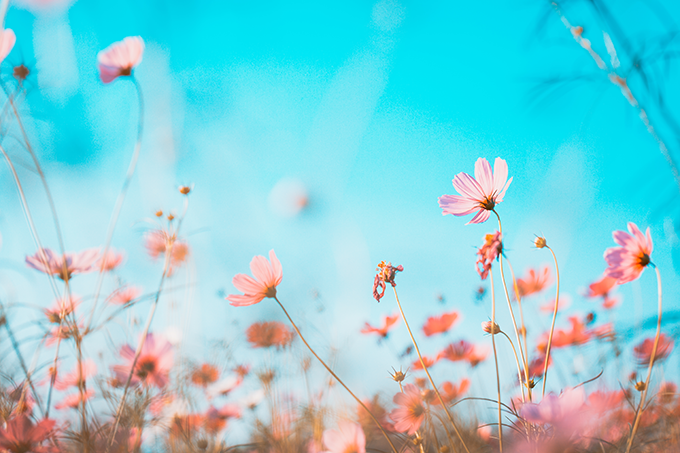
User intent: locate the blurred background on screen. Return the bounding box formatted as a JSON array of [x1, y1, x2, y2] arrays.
[[1, 0, 680, 442]]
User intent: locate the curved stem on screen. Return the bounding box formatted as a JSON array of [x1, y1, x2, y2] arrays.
[[625, 265, 663, 453], [87, 78, 144, 334], [488, 270, 503, 452], [273, 296, 399, 453], [392, 287, 471, 453], [541, 246, 560, 397], [500, 331, 525, 402], [505, 259, 531, 401]]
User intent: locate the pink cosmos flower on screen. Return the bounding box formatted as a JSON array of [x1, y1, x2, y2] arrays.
[[44, 295, 81, 324], [54, 359, 97, 390], [361, 313, 399, 338], [0, 29, 15, 63], [98, 36, 144, 84], [99, 248, 125, 271], [604, 222, 653, 284], [390, 384, 426, 435], [321, 421, 366, 453], [112, 333, 173, 389], [476, 232, 502, 280], [0, 415, 56, 453], [226, 250, 282, 306], [633, 334, 673, 365], [26, 248, 100, 280], [432, 378, 470, 405], [438, 157, 512, 224], [110, 286, 142, 305], [55, 389, 95, 410], [422, 310, 460, 337], [437, 340, 474, 362], [521, 388, 588, 437], [516, 266, 551, 298]]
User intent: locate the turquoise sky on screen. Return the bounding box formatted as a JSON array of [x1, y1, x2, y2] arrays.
[[1, 0, 679, 440]]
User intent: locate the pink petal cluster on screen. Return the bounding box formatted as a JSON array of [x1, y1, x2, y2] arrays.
[[372, 261, 403, 302], [54, 359, 97, 390], [604, 222, 653, 284], [97, 36, 144, 83], [26, 248, 100, 280], [438, 157, 512, 224], [0, 29, 16, 63], [110, 286, 142, 305], [99, 248, 125, 271], [0, 415, 56, 453], [44, 295, 81, 324], [144, 230, 190, 276], [390, 384, 425, 435], [321, 421, 366, 453], [112, 333, 173, 389], [422, 310, 460, 337], [521, 387, 587, 433], [226, 250, 282, 306], [517, 266, 551, 297], [476, 231, 502, 280]]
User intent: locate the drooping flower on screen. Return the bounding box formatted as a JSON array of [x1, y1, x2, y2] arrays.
[[0, 29, 16, 63], [360, 314, 399, 338], [438, 157, 512, 224], [226, 250, 282, 306], [112, 333, 173, 389], [99, 248, 125, 271], [44, 295, 81, 324], [432, 378, 470, 405], [0, 415, 56, 453], [321, 421, 366, 453], [191, 364, 220, 388], [246, 321, 294, 349], [97, 36, 144, 84], [604, 222, 653, 284], [516, 266, 551, 298], [110, 286, 142, 305], [633, 334, 673, 365], [476, 231, 502, 280], [26, 248, 100, 280], [422, 310, 460, 337], [390, 384, 426, 435], [54, 359, 97, 390], [372, 261, 403, 302]]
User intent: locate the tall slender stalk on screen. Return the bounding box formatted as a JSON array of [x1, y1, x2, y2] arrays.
[[541, 246, 560, 397], [488, 270, 503, 452], [272, 296, 399, 453], [391, 287, 471, 453], [505, 259, 531, 401], [625, 265, 663, 453]]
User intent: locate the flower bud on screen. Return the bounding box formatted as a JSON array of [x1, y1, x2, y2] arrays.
[[179, 185, 191, 195], [534, 236, 547, 249], [482, 321, 501, 335]]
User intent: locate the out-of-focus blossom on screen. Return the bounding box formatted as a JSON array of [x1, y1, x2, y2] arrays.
[[586, 275, 617, 298], [204, 404, 241, 433], [523, 354, 550, 381], [602, 294, 621, 310], [539, 294, 571, 314], [633, 334, 674, 365], [390, 384, 425, 435], [411, 355, 439, 370], [46, 322, 82, 347], [268, 177, 309, 218], [432, 378, 470, 405], [8, 385, 34, 416], [521, 387, 587, 433], [206, 375, 243, 400], [372, 261, 403, 302], [44, 295, 80, 324], [99, 248, 125, 271], [361, 314, 399, 338], [110, 286, 142, 305], [226, 250, 282, 306], [438, 340, 474, 363], [112, 333, 173, 389], [476, 232, 502, 280], [422, 310, 460, 337], [516, 266, 551, 297], [234, 364, 251, 378], [357, 397, 395, 433], [238, 389, 265, 410], [191, 364, 220, 387], [438, 157, 512, 224], [144, 230, 190, 276], [539, 316, 591, 350], [55, 389, 94, 410], [98, 36, 144, 84], [54, 359, 96, 390], [604, 222, 653, 284], [466, 344, 490, 367], [246, 321, 294, 349], [321, 421, 366, 453], [0, 415, 56, 453], [0, 29, 15, 63], [482, 321, 500, 334], [26, 248, 99, 280]]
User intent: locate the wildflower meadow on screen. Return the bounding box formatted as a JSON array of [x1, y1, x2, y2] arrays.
[[1, 0, 680, 452]]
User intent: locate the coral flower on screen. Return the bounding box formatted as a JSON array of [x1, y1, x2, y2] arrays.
[[191, 363, 220, 387], [390, 384, 426, 435], [516, 266, 551, 297], [0, 415, 56, 453], [144, 230, 190, 276], [55, 389, 95, 410], [26, 248, 100, 280], [633, 334, 673, 365], [246, 321, 294, 348], [98, 36, 144, 84], [112, 333, 173, 389], [54, 360, 97, 390], [99, 248, 125, 271], [476, 231, 502, 280], [432, 378, 470, 405], [226, 250, 282, 306], [521, 387, 586, 432], [372, 261, 403, 302], [204, 404, 241, 433], [466, 344, 490, 367], [361, 314, 399, 338], [586, 275, 617, 298], [411, 355, 439, 370], [438, 157, 512, 224], [422, 310, 460, 337], [539, 316, 591, 350], [321, 421, 366, 453], [604, 222, 653, 284], [0, 29, 15, 63], [357, 397, 395, 433], [437, 340, 474, 362], [110, 286, 142, 305], [44, 295, 80, 324]]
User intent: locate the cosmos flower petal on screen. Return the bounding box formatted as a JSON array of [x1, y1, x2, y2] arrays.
[[492, 157, 509, 195], [452, 172, 485, 201], [250, 255, 275, 285], [466, 209, 490, 225], [269, 249, 283, 286], [227, 293, 265, 307], [438, 194, 481, 216], [474, 157, 494, 195], [232, 273, 265, 295]]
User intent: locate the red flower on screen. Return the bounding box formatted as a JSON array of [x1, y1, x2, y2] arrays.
[[191, 364, 220, 387], [0, 415, 57, 453], [633, 334, 673, 365], [516, 266, 551, 297], [361, 314, 399, 338]]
